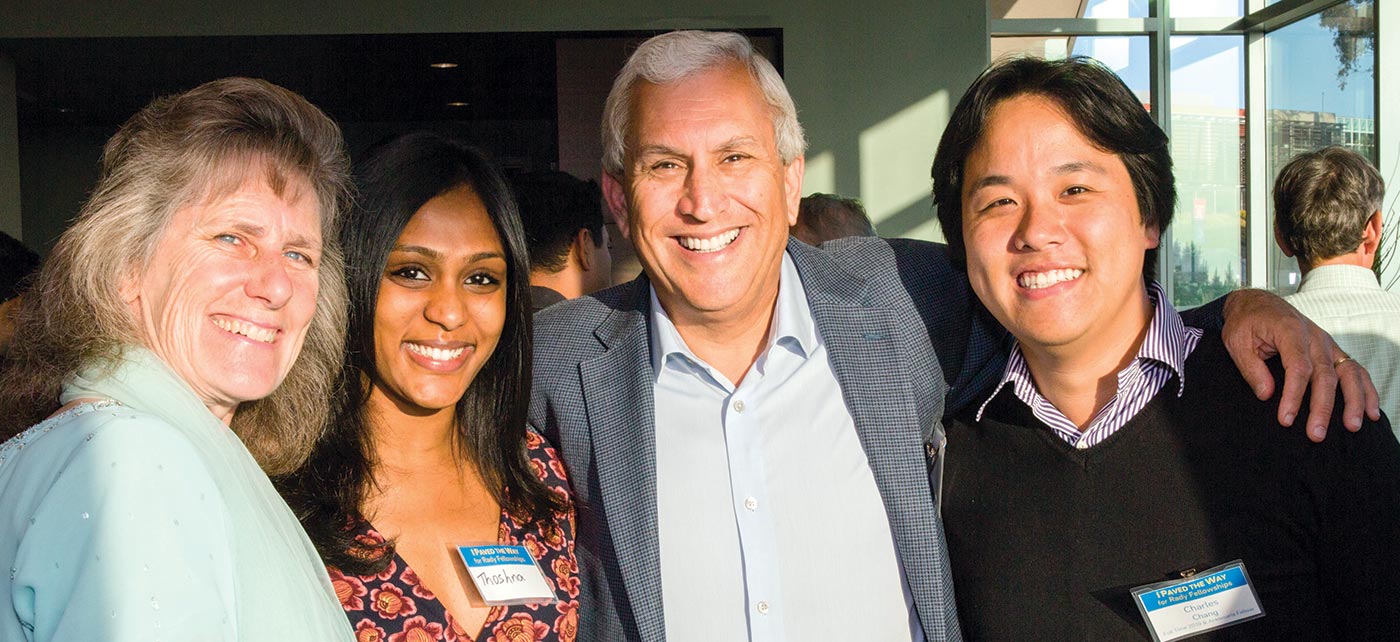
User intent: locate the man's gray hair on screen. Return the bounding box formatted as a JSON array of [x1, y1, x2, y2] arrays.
[[1273, 145, 1386, 267], [601, 30, 807, 176]]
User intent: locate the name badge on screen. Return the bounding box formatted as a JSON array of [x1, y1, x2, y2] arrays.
[[458, 544, 556, 606], [1131, 560, 1264, 642]]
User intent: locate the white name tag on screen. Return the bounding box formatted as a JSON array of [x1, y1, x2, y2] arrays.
[[1131, 560, 1264, 642], [458, 544, 556, 606]]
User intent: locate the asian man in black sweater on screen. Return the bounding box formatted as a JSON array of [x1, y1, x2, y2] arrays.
[[930, 56, 1400, 641]]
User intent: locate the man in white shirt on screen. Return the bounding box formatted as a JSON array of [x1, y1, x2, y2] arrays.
[[1275, 145, 1400, 427]]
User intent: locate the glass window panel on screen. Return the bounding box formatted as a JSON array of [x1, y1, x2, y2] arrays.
[[1264, 0, 1376, 293], [991, 0, 1147, 20], [991, 36, 1150, 102], [1167, 35, 1245, 307], [1171, 0, 1242, 18]]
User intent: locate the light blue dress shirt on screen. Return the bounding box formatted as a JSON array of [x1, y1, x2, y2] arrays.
[[651, 253, 921, 642]]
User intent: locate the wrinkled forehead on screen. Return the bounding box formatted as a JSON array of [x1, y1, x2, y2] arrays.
[[148, 154, 326, 259]]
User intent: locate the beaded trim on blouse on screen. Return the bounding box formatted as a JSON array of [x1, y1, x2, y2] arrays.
[[0, 400, 121, 468]]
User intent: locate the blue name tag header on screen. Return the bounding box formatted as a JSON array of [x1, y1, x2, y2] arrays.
[[460, 545, 533, 567], [1138, 567, 1248, 613]]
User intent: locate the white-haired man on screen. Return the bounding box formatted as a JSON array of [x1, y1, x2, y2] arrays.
[[529, 30, 1375, 642]]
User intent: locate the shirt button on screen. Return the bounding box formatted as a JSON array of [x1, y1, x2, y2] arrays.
[[744, 497, 758, 511], [756, 600, 770, 615], [733, 400, 746, 413], [1075, 441, 1089, 450]]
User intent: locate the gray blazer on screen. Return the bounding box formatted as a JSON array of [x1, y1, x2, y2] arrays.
[[529, 237, 1006, 642]]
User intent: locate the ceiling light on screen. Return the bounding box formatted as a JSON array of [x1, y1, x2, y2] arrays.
[[430, 62, 459, 69], [446, 101, 469, 107]]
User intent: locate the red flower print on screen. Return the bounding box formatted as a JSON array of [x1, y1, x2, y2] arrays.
[[540, 522, 565, 551], [552, 558, 580, 598], [370, 582, 418, 620], [548, 459, 568, 482], [372, 557, 399, 581], [330, 567, 370, 611], [388, 615, 445, 642], [530, 458, 547, 480], [551, 556, 575, 579], [525, 430, 542, 450], [350, 530, 392, 562], [355, 618, 388, 642], [491, 613, 550, 642], [554, 601, 580, 642], [522, 534, 545, 561], [400, 566, 436, 600]]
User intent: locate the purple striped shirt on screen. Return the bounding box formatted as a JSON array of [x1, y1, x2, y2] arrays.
[[975, 282, 1204, 449]]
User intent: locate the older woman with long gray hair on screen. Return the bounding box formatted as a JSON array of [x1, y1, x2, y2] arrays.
[[0, 77, 354, 641]]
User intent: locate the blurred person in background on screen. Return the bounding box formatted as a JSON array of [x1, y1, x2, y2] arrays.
[[511, 170, 613, 312], [1274, 145, 1400, 429], [792, 192, 876, 245]]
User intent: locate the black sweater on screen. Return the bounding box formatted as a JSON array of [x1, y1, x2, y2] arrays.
[[942, 333, 1400, 641]]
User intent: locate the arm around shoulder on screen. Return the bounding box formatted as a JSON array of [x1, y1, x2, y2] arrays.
[[881, 237, 1009, 415]]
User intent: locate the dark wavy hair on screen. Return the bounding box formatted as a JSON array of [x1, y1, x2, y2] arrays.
[[277, 132, 564, 574], [931, 56, 1175, 281]]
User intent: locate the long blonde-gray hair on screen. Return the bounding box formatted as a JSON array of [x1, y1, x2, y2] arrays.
[[0, 77, 350, 476]]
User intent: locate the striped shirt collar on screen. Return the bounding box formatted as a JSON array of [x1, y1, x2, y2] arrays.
[[976, 281, 1204, 448]]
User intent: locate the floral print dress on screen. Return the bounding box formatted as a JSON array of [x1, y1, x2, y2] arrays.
[[329, 430, 579, 642]]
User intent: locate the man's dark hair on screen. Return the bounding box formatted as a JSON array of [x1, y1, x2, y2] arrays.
[[931, 56, 1175, 281], [510, 170, 606, 273], [1273, 145, 1385, 267], [793, 193, 877, 245], [0, 232, 40, 303]]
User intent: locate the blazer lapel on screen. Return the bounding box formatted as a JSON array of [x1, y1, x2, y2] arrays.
[[791, 241, 952, 639], [578, 280, 667, 642]]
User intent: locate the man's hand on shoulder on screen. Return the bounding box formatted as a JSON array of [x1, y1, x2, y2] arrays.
[[1221, 288, 1381, 441]]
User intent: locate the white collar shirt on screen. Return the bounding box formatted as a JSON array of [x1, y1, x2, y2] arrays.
[[650, 252, 921, 642]]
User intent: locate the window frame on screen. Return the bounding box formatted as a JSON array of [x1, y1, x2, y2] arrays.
[[989, 0, 1385, 298]]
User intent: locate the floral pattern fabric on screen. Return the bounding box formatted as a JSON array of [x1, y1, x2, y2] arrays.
[[330, 429, 578, 642]]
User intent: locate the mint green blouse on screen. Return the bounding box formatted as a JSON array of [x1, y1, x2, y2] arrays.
[[0, 348, 353, 641]]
